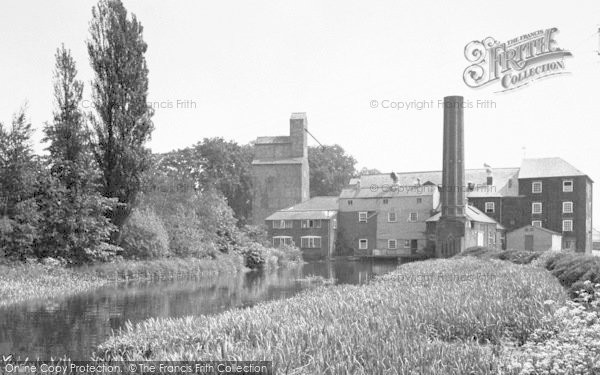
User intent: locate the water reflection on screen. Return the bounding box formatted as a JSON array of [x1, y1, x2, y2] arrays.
[[0, 258, 399, 360]]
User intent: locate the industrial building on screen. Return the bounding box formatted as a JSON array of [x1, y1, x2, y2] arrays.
[[254, 100, 594, 259]]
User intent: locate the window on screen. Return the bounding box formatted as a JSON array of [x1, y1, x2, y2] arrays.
[[388, 212, 397, 222], [485, 202, 495, 213], [563, 180, 573, 192], [532, 202, 542, 214], [273, 220, 292, 229], [532, 181, 542, 193], [562, 201, 573, 214], [408, 212, 418, 222], [382, 198, 389, 204], [273, 236, 293, 247], [563, 219, 573, 232], [359, 212, 368, 223], [488, 231, 495, 246], [300, 236, 322, 249], [416, 198, 422, 204], [404, 240, 411, 248], [532, 220, 542, 228], [359, 239, 368, 250], [301, 219, 321, 229], [388, 239, 397, 249], [347, 200, 353, 206]]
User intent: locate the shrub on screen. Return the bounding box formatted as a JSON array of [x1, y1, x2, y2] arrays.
[[241, 242, 267, 269], [458, 247, 542, 265], [543, 252, 600, 293], [119, 208, 169, 259]]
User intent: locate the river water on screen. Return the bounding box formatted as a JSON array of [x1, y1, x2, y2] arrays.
[[0, 258, 400, 360]]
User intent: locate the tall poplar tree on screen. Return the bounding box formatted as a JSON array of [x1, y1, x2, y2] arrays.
[[87, 0, 154, 234]]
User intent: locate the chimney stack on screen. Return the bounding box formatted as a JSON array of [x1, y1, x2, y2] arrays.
[[441, 96, 466, 218], [436, 96, 467, 258]]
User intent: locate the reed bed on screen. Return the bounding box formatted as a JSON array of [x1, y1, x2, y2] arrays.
[[96, 257, 566, 374]]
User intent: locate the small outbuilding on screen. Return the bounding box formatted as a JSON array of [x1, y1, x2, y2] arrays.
[[506, 225, 562, 252]]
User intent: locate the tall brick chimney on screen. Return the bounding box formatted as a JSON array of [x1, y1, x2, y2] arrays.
[[436, 96, 467, 257]]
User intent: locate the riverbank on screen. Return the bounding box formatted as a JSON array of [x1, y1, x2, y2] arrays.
[[96, 257, 568, 373], [0, 252, 304, 308]]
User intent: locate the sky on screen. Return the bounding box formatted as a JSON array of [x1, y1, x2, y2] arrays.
[[1, 0, 600, 222]]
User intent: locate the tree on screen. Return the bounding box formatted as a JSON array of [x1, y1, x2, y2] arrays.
[[87, 0, 154, 234], [194, 138, 253, 224], [308, 145, 357, 196], [40, 45, 117, 261], [144, 138, 254, 224], [358, 167, 381, 176], [0, 109, 42, 259]]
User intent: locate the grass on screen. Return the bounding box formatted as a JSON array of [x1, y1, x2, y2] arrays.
[[460, 246, 600, 294], [95, 257, 566, 374], [0, 262, 108, 308], [0, 254, 247, 308]]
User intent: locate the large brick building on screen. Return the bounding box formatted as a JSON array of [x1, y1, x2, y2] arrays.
[[251, 113, 309, 225]]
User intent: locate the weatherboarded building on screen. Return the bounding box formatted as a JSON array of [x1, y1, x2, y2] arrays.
[[265, 196, 338, 259], [337, 174, 439, 257]]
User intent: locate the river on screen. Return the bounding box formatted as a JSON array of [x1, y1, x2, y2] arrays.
[[0, 258, 400, 360]]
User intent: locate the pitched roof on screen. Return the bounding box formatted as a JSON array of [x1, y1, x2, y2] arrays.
[[340, 183, 437, 199], [518, 158, 587, 179], [508, 225, 561, 236], [425, 205, 500, 226], [345, 167, 520, 198], [265, 196, 338, 221]]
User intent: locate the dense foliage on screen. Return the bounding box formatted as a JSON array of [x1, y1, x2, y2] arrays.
[[308, 144, 357, 197]]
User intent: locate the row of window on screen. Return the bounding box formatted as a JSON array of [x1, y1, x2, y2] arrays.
[[484, 201, 575, 214], [357, 239, 417, 250], [273, 219, 324, 229], [531, 179, 573, 193], [531, 201, 574, 214], [359, 212, 419, 223], [272, 236, 322, 249], [532, 219, 573, 232]]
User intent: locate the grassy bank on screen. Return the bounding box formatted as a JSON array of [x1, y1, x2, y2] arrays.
[[96, 258, 565, 374], [0, 254, 246, 308], [459, 247, 600, 293]]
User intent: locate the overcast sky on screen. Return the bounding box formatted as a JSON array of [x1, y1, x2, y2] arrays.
[[1, 0, 600, 222]]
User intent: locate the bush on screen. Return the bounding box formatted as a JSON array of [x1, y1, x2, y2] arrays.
[[119, 208, 169, 259], [543, 252, 600, 293], [163, 205, 215, 258], [457, 247, 542, 264]]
